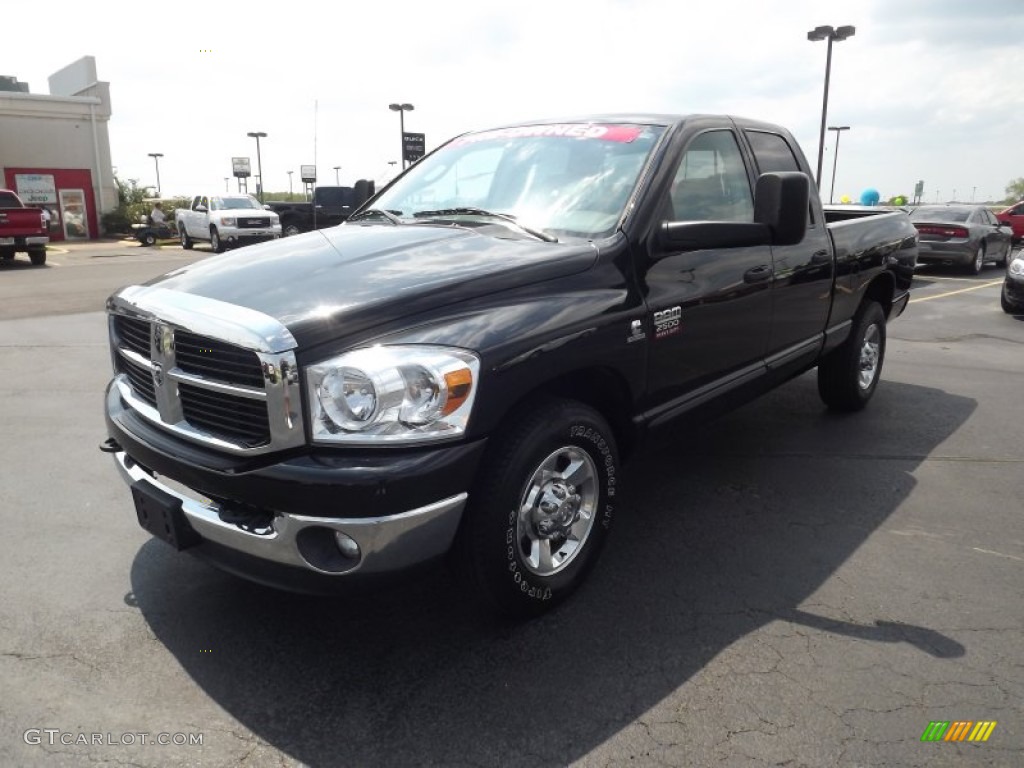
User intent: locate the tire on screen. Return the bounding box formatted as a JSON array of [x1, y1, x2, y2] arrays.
[[210, 227, 225, 253], [179, 225, 194, 250], [141, 232, 156, 247], [1002, 284, 1021, 315], [0, 247, 14, 261], [282, 221, 301, 237], [997, 241, 1011, 268], [29, 248, 47, 266], [817, 300, 886, 412], [968, 243, 985, 275], [452, 398, 619, 618]]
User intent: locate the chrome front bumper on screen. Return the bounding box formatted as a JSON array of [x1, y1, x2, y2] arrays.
[[113, 450, 466, 577]]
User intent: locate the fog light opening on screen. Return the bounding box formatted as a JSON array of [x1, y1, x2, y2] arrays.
[[334, 531, 361, 560]]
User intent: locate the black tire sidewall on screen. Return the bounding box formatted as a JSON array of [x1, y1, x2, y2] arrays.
[[819, 300, 886, 411], [460, 400, 619, 616]]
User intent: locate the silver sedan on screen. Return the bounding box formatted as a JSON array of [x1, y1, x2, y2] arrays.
[[910, 204, 1013, 274]]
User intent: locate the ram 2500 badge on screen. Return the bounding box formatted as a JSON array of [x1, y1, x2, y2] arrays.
[[102, 115, 917, 617]]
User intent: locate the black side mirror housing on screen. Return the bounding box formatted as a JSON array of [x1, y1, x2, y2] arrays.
[[754, 172, 809, 246]]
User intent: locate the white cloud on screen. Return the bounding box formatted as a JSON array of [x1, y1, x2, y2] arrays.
[[4, 0, 1022, 202]]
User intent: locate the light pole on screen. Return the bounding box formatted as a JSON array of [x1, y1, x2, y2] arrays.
[[224, 177, 229, 192], [148, 153, 164, 197], [287, 171, 293, 196], [827, 126, 850, 205], [388, 103, 414, 168], [333, 166, 341, 185], [807, 24, 855, 190], [246, 131, 267, 202]]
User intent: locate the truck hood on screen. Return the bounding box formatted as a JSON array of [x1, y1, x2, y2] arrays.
[[145, 224, 598, 349]]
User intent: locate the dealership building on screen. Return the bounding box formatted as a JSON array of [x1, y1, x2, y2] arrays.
[[0, 57, 115, 241]]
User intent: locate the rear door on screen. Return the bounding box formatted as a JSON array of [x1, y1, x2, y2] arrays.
[[639, 124, 773, 415], [314, 187, 354, 228], [742, 128, 833, 369]]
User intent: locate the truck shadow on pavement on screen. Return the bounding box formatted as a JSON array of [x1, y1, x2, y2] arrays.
[[129, 373, 973, 767]]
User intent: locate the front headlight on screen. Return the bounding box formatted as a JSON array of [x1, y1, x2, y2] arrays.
[[1009, 258, 1024, 276], [220, 217, 237, 226], [307, 345, 479, 444]]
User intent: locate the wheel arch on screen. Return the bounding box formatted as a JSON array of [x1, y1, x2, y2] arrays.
[[861, 271, 895, 318], [491, 366, 639, 462]]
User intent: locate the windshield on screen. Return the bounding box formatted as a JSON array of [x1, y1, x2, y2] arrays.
[[910, 206, 971, 223], [370, 123, 665, 239], [211, 196, 262, 211]]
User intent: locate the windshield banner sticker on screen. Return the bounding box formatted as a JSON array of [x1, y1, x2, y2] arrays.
[[453, 124, 644, 146]]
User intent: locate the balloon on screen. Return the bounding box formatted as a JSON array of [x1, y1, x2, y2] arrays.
[[840, 195, 852, 204], [860, 188, 880, 206]]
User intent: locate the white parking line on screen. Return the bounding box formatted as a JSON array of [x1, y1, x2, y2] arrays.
[[909, 279, 1004, 303]]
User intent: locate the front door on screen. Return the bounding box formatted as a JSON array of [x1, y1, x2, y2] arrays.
[[59, 189, 89, 240], [640, 128, 773, 414]]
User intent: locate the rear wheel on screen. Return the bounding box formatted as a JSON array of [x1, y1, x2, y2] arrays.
[[282, 220, 301, 237], [968, 243, 985, 275], [180, 226, 194, 250], [818, 300, 886, 412], [141, 232, 156, 247], [452, 398, 619, 618], [29, 248, 47, 266], [210, 227, 225, 253]]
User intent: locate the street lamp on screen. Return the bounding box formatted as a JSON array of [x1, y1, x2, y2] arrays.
[[333, 166, 341, 185], [246, 131, 267, 202], [807, 24, 855, 189], [224, 177, 229, 192], [148, 152, 164, 197], [287, 170, 293, 196], [827, 125, 850, 205], [388, 103, 414, 168]]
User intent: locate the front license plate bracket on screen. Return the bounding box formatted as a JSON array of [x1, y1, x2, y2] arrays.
[[131, 481, 201, 551]]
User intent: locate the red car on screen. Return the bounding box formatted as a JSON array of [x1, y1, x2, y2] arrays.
[[996, 201, 1024, 243]]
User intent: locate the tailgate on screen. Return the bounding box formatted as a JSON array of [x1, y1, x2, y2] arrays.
[[0, 208, 46, 237]]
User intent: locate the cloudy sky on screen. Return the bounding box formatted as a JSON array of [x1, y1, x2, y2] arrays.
[[5, 0, 1023, 203]]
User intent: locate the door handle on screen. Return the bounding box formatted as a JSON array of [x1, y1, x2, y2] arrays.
[[810, 249, 832, 265], [743, 264, 773, 283]]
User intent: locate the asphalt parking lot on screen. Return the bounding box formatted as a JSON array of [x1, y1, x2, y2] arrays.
[[1, 241, 1021, 767]]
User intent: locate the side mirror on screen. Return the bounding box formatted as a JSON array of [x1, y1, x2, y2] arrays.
[[263, 204, 272, 210], [754, 172, 809, 246]]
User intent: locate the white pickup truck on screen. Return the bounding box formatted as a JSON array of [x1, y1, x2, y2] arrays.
[[175, 194, 282, 253]]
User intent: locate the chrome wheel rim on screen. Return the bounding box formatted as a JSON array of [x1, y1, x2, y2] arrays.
[[858, 324, 881, 390], [516, 446, 599, 577], [284, 225, 300, 237], [975, 246, 984, 272], [211, 231, 219, 250]]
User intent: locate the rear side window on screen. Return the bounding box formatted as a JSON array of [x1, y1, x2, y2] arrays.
[[0, 191, 22, 207], [746, 130, 814, 225]]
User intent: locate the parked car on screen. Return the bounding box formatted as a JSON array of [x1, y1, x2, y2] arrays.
[[910, 204, 1013, 274], [102, 113, 917, 618], [265, 182, 376, 236], [1002, 249, 1024, 314], [996, 201, 1024, 243], [175, 194, 281, 253], [0, 188, 49, 265]]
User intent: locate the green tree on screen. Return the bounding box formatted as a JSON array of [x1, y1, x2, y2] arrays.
[[101, 175, 150, 234], [1005, 178, 1024, 204]]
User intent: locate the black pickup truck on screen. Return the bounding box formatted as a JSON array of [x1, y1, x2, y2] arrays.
[[102, 114, 917, 617], [265, 182, 375, 236]]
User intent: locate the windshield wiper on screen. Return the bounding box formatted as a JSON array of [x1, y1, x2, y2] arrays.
[[348, 208, 404, 225], [412, 207, 557, 242]]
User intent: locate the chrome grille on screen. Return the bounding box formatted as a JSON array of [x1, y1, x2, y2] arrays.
[[107, 287, 303, 456], [174, 329, 265, 387], [238, 216, 271, 228], [121, 356, 157, 408], [179, 383, 270, 447]]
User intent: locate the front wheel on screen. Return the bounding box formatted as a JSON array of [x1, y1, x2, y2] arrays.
[[997, 241, 1012, 268], [452, 398, 619, 618], [968, 243, 985, 275], [210, 227, 225, 253], [818, 300, 887, 412], [141, 232, 156, 247], [1002, 284, 1021, 315]]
